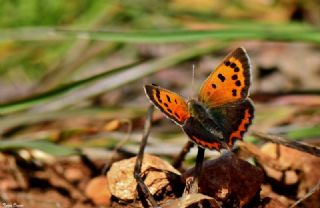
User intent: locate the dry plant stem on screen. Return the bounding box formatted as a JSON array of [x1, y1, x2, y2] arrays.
[[102, 119, 133, 174], [173, 141, 194, 169], [51, 165, 86, 201], [194, 147, 205, 188], [8, 156, 28, 189], [80, 153, 99, 176], [289, 180, 320, 208], [186, 147, 205, 195], [133, 105, 159, 208], [252, 132, 320, 157]]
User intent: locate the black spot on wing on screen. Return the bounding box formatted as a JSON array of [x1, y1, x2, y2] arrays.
[[235, 80, 241, 87], [218, 74, 226, 82], [232, 74, 238, 80], [166, 95, 171, 103], [232, 89, 237, 97], [155, 89, 162, 103], [155, 89, 160, 97]]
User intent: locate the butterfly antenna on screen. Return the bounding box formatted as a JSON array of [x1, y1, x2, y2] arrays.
[[191, 64, 196, 99]]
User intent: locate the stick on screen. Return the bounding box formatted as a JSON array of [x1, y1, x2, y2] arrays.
[[252, 132, 320, 157], [102, 119, 133, 174], [173, 141, 194, 169], [186, 147, 205, 195], [289, 180, 320, 208], [133, 105, 159, 208]]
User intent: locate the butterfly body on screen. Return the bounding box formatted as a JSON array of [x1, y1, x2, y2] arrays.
[[184, 100, 226, 149], [145, 47, 254, 151]]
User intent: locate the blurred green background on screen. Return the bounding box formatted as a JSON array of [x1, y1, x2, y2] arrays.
[[0, 0, 319, 155]]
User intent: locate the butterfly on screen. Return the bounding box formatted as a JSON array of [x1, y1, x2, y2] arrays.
[[144, 47, 254, 151]]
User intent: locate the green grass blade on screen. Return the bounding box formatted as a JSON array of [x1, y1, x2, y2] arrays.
[[57, 27, 320, 43], [0, 42, 226, 114], [0, 139, 79, 156], [1, 22, 319, 43], [31, 42, 227, 112], [287, 125, 320, 140], [0, 62, 138, 114], [0, 107, 145, 134]]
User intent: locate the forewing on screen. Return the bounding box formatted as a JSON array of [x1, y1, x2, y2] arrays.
[[144, 85, 190, 125], [199, 47, 251, 107]]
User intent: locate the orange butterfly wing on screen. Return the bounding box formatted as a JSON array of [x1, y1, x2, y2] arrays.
[[144, 85, 190, 125], [199, 47, 251, 107], [228, 101, 254, 146]]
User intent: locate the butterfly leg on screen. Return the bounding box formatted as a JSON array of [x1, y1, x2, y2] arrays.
[[133, 105, 160, 208]]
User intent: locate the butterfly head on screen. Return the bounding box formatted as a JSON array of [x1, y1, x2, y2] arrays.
[[187, 99, 206, 119]]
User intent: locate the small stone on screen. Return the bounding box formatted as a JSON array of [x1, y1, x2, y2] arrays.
[[183, 152, 264, 207], [64, 167, 84, 183], [107, 154, 181, 201], [85, 176, 111, 206]]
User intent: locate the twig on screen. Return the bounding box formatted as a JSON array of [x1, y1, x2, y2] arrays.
[[102, 119, 133, 174], [193, 147, 205, 193], [8, 155, 28, 189], [182, 148, 204, 196], [133, 105, 160, 208], [51, 165, 87, 201], [173, 141, 194, 169], [289, 180, 320, 208], [252, 132, 320, 157]]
